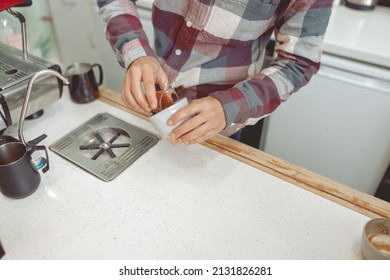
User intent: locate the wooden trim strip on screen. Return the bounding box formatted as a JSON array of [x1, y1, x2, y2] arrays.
[[98, 86, 390, 219]]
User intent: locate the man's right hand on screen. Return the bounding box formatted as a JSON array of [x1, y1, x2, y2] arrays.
[[122, 56, 168, 113]]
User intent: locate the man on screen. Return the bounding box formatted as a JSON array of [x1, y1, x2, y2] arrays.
[[97, 0, 332, 144]]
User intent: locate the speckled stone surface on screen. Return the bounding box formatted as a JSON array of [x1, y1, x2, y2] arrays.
[[0, 91, 370, 259]]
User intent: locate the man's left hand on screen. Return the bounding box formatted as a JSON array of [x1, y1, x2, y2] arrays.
[[168, 96, 226, 144]]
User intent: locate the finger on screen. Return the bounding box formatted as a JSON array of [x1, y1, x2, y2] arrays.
[[176, 112, 221, 144], [122, 72, 132, 106], [130, 69, 150, 111], [121, 91, 146, 113], [184, 128, 217, 145], [174, 122, 217, 145], [169, 113, 204, 139], [142, 70, 157, 110], [168, 103, 199, 126], [177, 122, 211, 143], [156, 69, 169, 93], [122, 75, 145, 112]]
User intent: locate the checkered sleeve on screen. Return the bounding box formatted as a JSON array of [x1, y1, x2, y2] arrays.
[[97, 0, 156, 70], [210, 0, 332, 128]]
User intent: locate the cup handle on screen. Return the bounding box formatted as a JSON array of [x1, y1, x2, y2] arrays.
[[0, 239, 5, 259], [29, 145, 50, 173], [91, 63, 104, 86]]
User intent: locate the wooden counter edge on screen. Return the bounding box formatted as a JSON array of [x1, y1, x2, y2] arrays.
[[98, 86, 390, 219]]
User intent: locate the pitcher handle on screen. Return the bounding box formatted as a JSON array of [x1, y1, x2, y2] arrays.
[[29, 145, 50, 173], [92, 63, 104, 86], [28, 134, 47, 147]]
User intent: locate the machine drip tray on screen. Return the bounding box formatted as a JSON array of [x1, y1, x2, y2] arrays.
[[50, 113, 160, 181]]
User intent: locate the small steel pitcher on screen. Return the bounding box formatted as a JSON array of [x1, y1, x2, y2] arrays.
[[65, 62, 103, 103]]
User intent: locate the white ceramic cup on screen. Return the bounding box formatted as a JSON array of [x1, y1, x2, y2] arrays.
[[149, 98, 191, 138], [361, 218, 390, 260]]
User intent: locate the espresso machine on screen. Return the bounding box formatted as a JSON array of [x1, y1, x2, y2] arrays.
[[0, 0, 64, 133]]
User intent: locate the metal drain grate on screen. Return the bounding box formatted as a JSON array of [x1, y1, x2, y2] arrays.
[[50, 113, 160, 181]]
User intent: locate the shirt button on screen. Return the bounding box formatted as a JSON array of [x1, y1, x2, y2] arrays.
[[175, 49, 182, 56], [186, 20, 192, 28]]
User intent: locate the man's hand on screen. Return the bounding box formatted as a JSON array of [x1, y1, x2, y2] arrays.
[[122, 56, 168, 113], [168, 96, 226, 144]]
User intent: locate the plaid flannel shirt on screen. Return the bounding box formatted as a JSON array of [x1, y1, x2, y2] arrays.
[[97, 0, 332, 130]]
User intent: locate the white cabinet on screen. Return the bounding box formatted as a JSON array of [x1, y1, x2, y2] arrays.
[[48, 0, 102, 67], [261, 55, 390, 195], [49, 0, 154, 92]]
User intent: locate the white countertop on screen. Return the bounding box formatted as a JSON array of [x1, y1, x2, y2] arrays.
[[0, 90, 371, 259], [321, 5, 390, 68]]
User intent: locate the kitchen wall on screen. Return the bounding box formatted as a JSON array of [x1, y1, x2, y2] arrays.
[[47, 1, 103, 69], [46, 0, 154, 92]]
